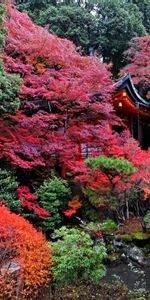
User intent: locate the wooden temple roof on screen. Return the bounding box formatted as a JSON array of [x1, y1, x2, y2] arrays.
[[112, 74, 150, 119]]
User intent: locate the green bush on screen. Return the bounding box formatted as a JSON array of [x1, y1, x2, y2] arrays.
[[144, 211, 150, 226], [50, 226, 107, 285], [37, 175, 71, 231], [0, 3, 21, 114], [0, 168, 21, 212], [81, 199, 99, 222], [101, 219, 119, 234], [0, 3, 7, 48], [85, 156, 136, 220], [86, 156, 136, 175], [0, 59, 21, 114]]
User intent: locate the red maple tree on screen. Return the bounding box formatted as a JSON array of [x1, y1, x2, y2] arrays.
[[75, 131, 150, 215], [0, 4, 119, 176], [121, 35, 150, 98]]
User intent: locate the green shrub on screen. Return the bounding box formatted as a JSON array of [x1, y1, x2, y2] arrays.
[[37, 175, 71, 231], [83, 221, 100, 231], [86, 156, 136, 175], [85, 156, 136, 220], [50, 226, 107, 285], [101, 219, 119, 234], [0, 59, 21, 114], [0, 3, 6, 47], [81, 199, 99, 222], [0, 168, 21, 212], [144, 211, 150, 226], [0, 3, 21, 114]]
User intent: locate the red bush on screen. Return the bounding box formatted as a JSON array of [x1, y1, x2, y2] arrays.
[[0, 206, 53, 299], [17, 186, 50, 219]]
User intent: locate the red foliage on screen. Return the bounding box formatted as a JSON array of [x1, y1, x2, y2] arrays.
[[92, 130, 150, 200], [76, 131, 150, 203], [17, 186, 38, 201], [110, 131, 150, 199], [0, 206, 53, 299], [0, 4, 120, 174], [96, 232, 103, 238], [64, 209, 77, 217], [17, 186, 50, 219], [0, 4, 149, 220], [121, 35, 150, 98]]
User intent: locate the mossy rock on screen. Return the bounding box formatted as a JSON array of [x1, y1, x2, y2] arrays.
[[116, 232, 150, 242], [131, 232, 150, 241]]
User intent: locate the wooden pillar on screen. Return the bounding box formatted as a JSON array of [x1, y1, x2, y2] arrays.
[[130, 116, 134, 137], [137, 102, 142, 146]]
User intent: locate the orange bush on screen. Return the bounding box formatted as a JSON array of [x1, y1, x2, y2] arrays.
[[0, 206, 53, 299]]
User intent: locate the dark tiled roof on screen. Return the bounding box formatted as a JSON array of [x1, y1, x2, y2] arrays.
[[115, 74, 150, 110]]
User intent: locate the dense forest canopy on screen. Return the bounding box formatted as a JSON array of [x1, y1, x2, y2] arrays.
[[15, 0, 149, 74]]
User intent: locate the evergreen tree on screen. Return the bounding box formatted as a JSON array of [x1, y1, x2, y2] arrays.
[[0, 168, 21, 212], [33, 5, 97, 53], [0, 61, 21, 114], [0, 3, 6, 48], [0, 2, 21, 114], [37, 175, 71, 231], [96, 0, 146, 74], [131, 0, 150, 32]]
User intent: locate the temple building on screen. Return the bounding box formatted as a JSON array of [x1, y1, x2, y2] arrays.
[[112, 74, 150, 150]]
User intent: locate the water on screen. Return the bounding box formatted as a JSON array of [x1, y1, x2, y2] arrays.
[[103, 263, 150, 290]]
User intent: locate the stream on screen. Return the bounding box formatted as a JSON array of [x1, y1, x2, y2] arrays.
[[103, 263, 150, 290], [100, 235, 150, 291]]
